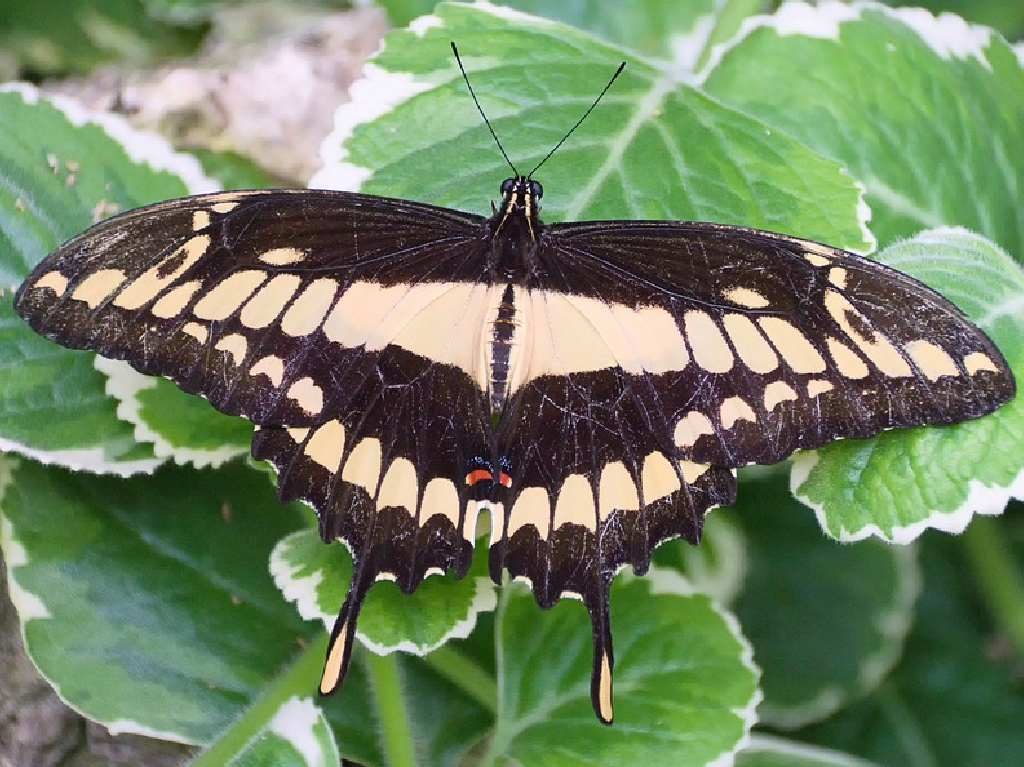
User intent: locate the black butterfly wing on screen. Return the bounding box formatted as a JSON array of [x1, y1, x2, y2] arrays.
[[488, 219, 1014, 722], [15, 188, 497, 692]]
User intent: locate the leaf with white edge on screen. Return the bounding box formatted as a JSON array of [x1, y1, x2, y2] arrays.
[[703, 1, 1024, 256], [731, 472, 920, 729], [97, 357, 252, 469], [270, 528, 496, 655], [312, 1, 874, 255], [230, 697, 339, 767], [0, 83, 216, 475], [480, 572, 760, 767], [792, 229, 1023, 543], [737, 735, 880, 767], [385, 0, 732, 61], [0, 457, 314, 744], [798, 533, 1024, 765]]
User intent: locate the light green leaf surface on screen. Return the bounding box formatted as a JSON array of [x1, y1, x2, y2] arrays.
[[792, 229, 1024, 543], [0, 458, 312, 744], [0, 84, 215, 474], [313, 2, 873, 255], [380, 0, 730, 60], [97, 357, 252, 469], [737, 735, 879, 767], [652, 510, 749, 605], [480, 573, 760, 767], [703, 2, 1024, 256], [730, 473, 919, 728], [229, 697, 340, 767], [271, 528, 496, 655], [799, 532, 1024, 766]]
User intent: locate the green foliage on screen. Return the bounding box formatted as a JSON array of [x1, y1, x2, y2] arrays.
[[1, 2, 1022, 766]]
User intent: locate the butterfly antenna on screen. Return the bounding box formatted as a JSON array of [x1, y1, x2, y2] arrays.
[[451, 42, 519, 176], [527, 60, 626, 179]]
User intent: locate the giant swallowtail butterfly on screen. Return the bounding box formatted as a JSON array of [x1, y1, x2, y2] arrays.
[[13, 46, 1015, 724]]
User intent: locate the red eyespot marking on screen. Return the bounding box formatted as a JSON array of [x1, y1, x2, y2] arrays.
[[465, 469, 493, 486], [499, 472, 512, 488]]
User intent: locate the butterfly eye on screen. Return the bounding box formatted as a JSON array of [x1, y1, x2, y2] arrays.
[[529, 180, 543, 199], [500, 178, 516, 196]]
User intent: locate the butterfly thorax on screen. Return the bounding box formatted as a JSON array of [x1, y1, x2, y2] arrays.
[[487, 176, 544, 281]]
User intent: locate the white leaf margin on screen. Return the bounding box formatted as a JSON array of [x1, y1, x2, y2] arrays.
[[231, 696, 340, 767], [1, 82, 219, 476], [269, 529, 497, 656], [95, 357, 248, 470], [697, 0, 1003, 82], [739, 734, 881, 767], [0, 455, 199, 745], [791, 227, 1024, 544], [649, 568, 762, 767]]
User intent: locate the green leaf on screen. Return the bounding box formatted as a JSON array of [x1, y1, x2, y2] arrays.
[[737, 735, 879, 767], [383, 0, 731, 59], [653, 509, 749, 605], [312, 1, 873, 254], [270, 528, 495, 655], [0, 84, 216, 474], [0, 0, 206, 77], [798, 532, 1024, 766], [703, 3, 1024, 256], [97, 357, 252, 469], [479, 573, 760, 767], [730, 472, 920, 728], [0, 457, 312, 743], [887, 0, 1024, 41], [792, 229, 1024, 543], [229, 697, 340, 767]]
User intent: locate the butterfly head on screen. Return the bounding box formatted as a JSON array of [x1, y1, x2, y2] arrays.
[[500, 176, 543, 214]]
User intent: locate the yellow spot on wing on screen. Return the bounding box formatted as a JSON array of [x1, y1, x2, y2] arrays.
[[553, 474, 596, 531], [240, 274, 301, 329], [182, 322, 208, 343], [304, 421, 345, 472], [287, 377, 323, 414], [281, 279, 337, 336], [724, 314, 779, 373], [758, 317, 826, 374], [826, 336, 869, 380], [684, 311, 734, 373], [508, 487, 551, 539], [115, 235, 210, 310], [250, 355, 285, 386], [905, 340, 959, 381], [72, 269, 127, 309], [377, 457, 418, 512], [723, 287, 770, 309], [214, 333, 248, 365], [258, 247, 307, 266], [674, 411, 714, 448], [598, 461, 639, 522], [34, 271, 68, 296], [764, 381, 799, 411], [964, 351, 998, 375], [151, 280, 201, 319], [720, 396, 756, 429], [641, 451, 680, 504], [193, 270, 267, 321]]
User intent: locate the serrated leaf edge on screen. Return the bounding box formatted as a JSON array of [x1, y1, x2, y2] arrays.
[[790, 453, 1024, 544], [254, 696, 339, 767], [95, 357, 247, 470], [0, 83, 218, 195], [649, 568, 763, 767], [268, 529, 498, 656], [697, 0, 1003, 85]]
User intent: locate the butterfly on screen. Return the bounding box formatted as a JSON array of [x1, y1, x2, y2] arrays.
[[13, 44, 1015, 724]]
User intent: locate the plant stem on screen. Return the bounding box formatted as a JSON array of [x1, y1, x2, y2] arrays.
[[190, 632, 328, 767], [364, 651, 417, 767], [962, 516, 1024, 657], [477, 585, 512, 767], [421, 645, 498, 714]]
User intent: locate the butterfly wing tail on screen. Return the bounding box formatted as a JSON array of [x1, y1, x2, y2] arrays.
[[319, 568, 371, 696], [587, 584, 615, 725]]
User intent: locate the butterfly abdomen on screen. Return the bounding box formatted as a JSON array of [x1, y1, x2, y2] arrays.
[[488, 282, 518, 413]]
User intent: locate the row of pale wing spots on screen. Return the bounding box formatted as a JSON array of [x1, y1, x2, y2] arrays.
[[282, 422, 474, 541], [503, 453, 711, 540], [30, 233, 1000, 410], [280, 420, 704, 543]]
